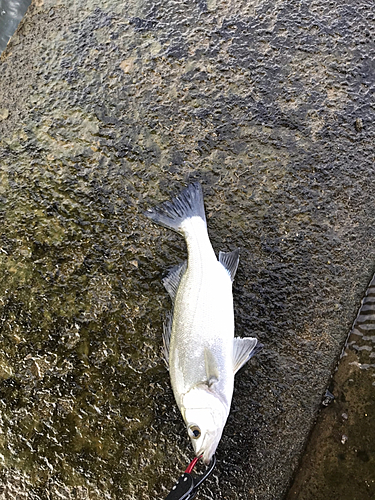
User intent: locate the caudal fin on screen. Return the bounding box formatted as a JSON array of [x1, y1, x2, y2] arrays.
[[144, 182, 206, 233]]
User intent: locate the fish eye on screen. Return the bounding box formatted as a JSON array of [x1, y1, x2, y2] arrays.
[[188, 425, 201, 439]]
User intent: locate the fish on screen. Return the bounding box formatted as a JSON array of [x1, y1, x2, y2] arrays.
[[145, 182, 262, 464]]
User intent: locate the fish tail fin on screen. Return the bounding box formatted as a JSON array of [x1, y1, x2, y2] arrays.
[[144, 182, 206, 233]]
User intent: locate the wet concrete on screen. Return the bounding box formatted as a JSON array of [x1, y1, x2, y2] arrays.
[[0, 0, 374, 498], [287, 274, 375, 500]]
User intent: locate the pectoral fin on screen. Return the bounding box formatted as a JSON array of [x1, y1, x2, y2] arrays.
[[233, 337, 262, 374], [204, 348, 219, 387]]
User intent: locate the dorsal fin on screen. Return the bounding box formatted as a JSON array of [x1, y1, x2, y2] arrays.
[[233, 337, 262, 374], [162, 261, 187, 303], [219, 249, 240, 282], [204, 348, 219, 387]]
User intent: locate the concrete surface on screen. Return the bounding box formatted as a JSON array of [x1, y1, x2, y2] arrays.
[[0, 0, 374, 498]]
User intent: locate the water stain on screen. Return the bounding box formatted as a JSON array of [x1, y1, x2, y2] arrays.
[[287, 274, 375, 500]]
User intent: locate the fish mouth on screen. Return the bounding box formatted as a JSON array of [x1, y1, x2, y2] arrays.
[[197, 433, 217, 465]]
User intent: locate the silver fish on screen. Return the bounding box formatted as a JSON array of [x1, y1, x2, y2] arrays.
[[145, 182, 261, 464]]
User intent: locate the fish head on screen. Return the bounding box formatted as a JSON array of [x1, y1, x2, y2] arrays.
[[182, 386, 229, 464]]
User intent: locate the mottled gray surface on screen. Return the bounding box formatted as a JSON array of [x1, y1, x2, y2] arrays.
[[0, 0, 374, 499]]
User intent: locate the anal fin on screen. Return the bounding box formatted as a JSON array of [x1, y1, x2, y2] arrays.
[[162, 312, 172, 369], [162, 261, 187, 303]]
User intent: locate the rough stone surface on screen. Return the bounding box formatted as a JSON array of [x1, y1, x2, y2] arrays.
[[0, 0, 374, 499]]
